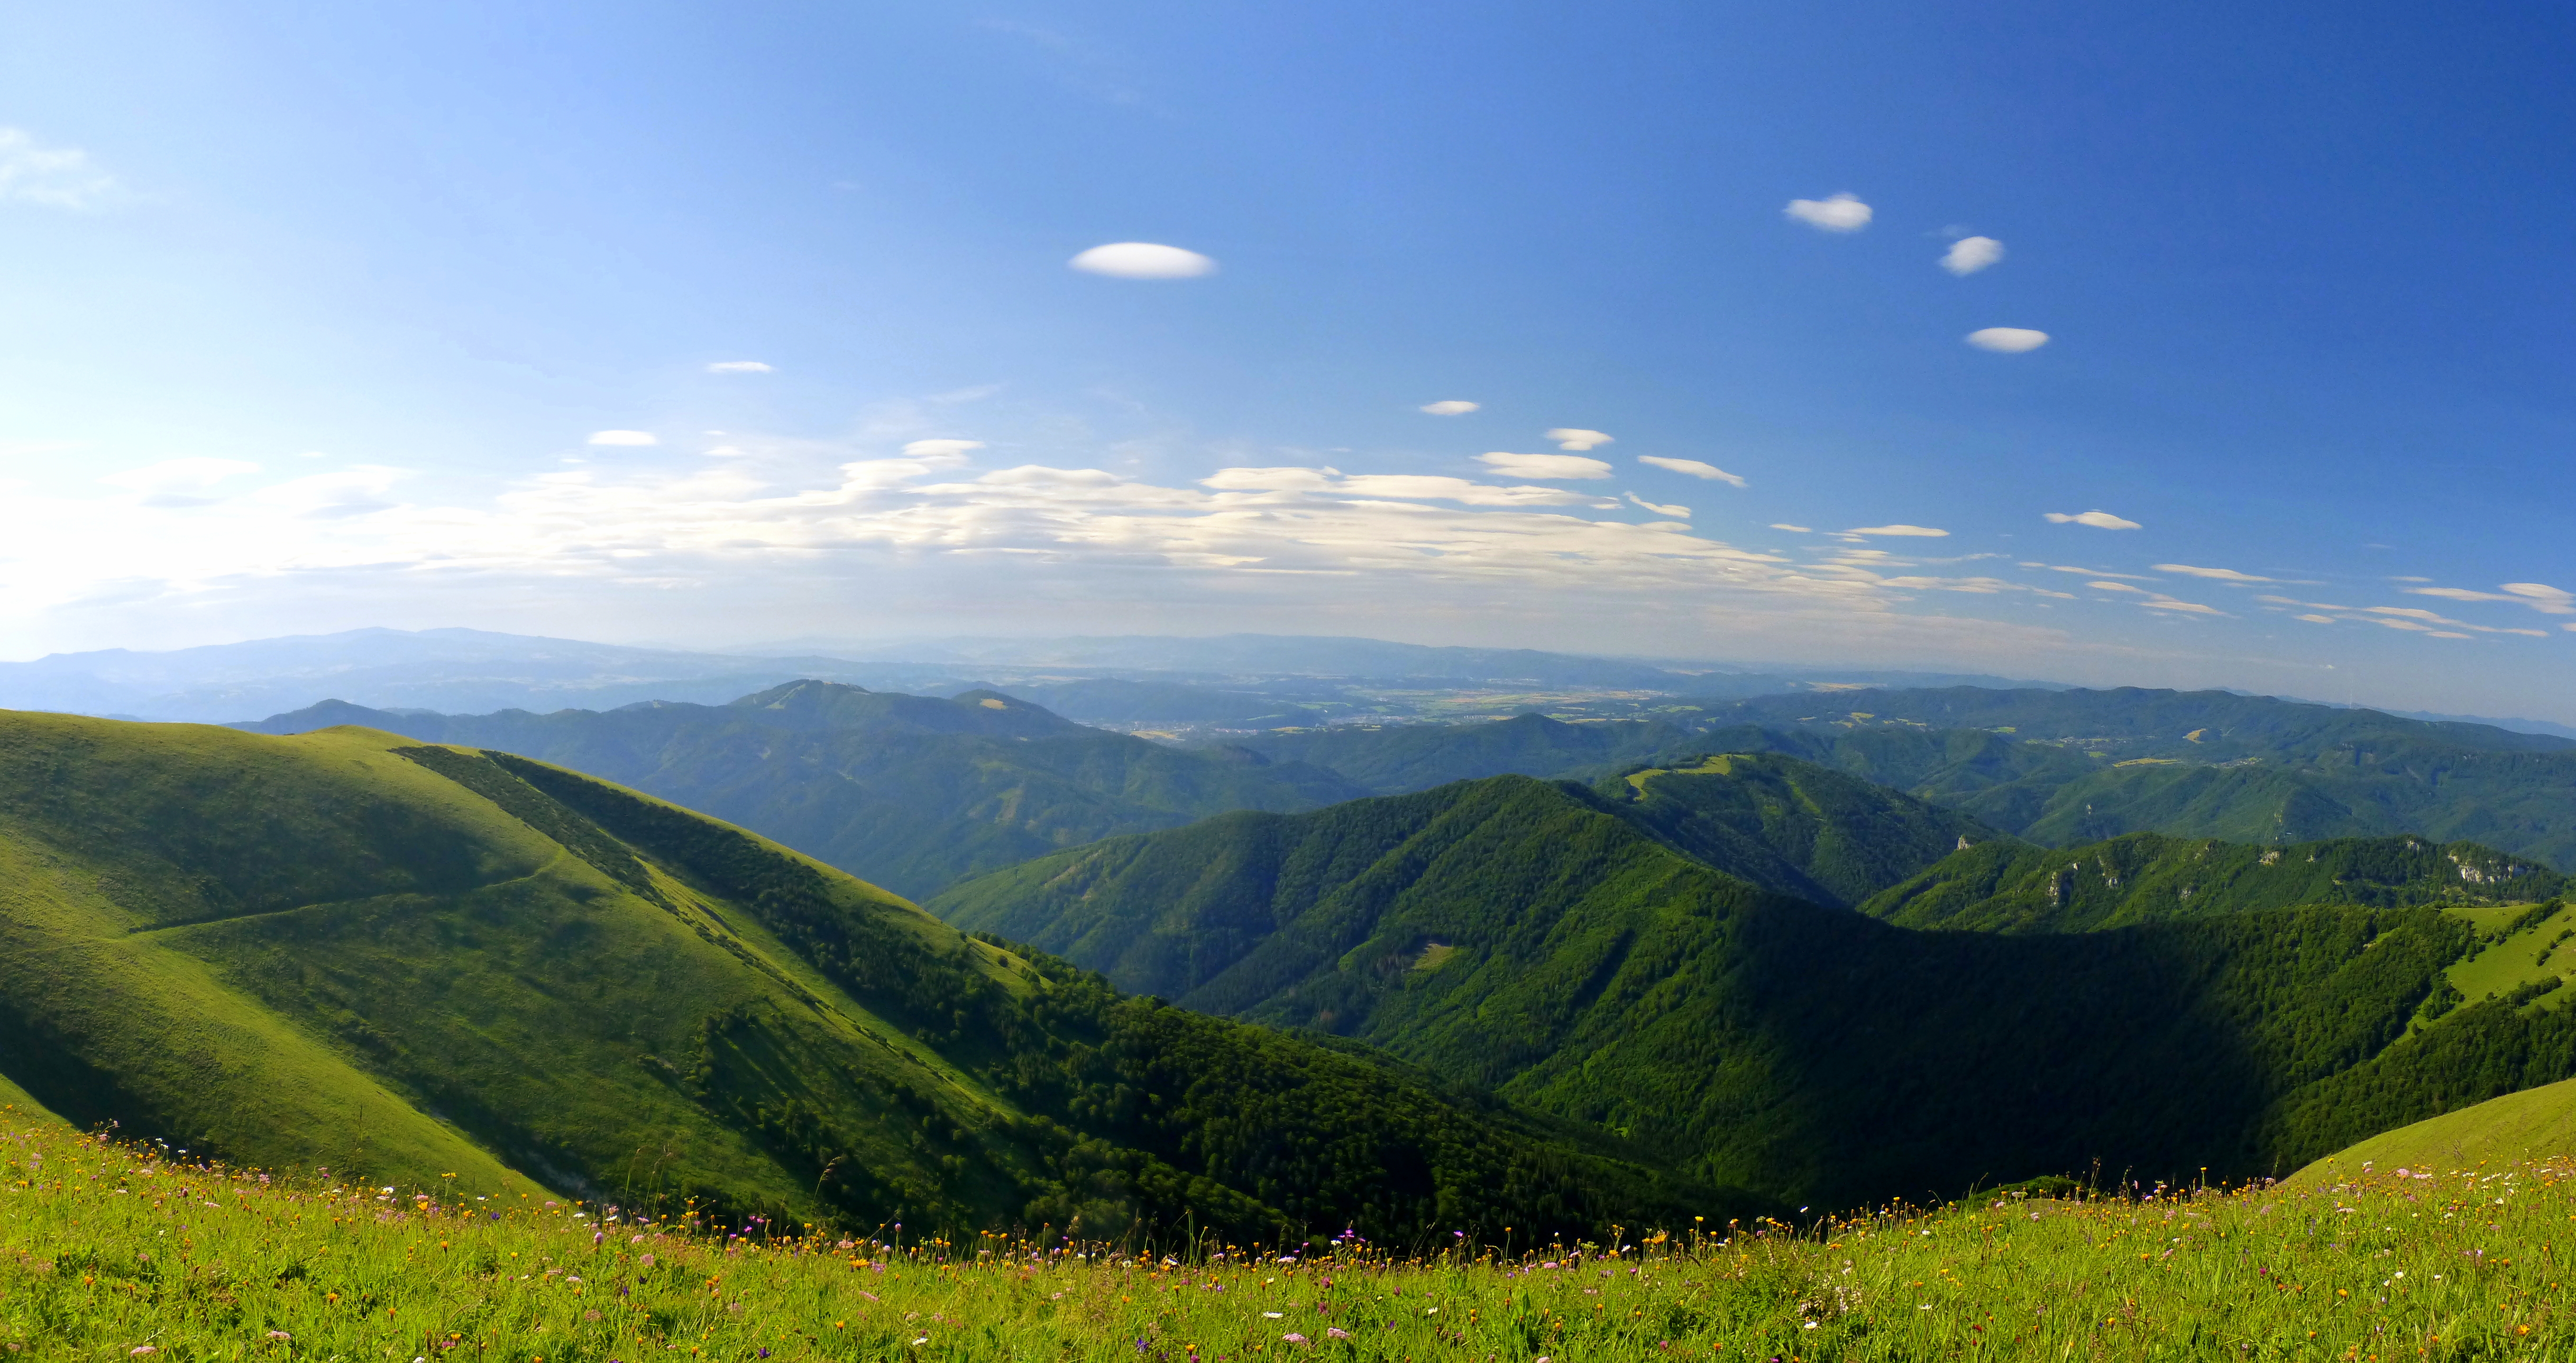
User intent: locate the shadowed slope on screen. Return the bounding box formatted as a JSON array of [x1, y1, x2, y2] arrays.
[[937, 772, 2576, 1207]]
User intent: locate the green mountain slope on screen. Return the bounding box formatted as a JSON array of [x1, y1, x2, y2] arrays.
[[2286, 1075, 2576, 1184], [936, 772, 2569, 1208], [934, 751, 1989, 997], [1225, 713, 1696, 795], [0, 712, 1722, 1240], [238, 681, 1367, 900], [1601, 751, 2007, 907], [1860, 832, 2566, 933]]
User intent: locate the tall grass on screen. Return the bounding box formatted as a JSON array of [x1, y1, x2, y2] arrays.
[[4, 1112, 2572, 1360]]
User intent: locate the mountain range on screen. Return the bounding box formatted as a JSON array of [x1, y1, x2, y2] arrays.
[[935, 758, 2576, 1208], [0, 710, 1718, 1240], [28, 668, 2576, 1222], [1226, 690, 2576, 872], [234, 682, 1366, 900]]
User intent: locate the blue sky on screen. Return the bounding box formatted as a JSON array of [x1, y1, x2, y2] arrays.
[[4, 0, 2574, 716]]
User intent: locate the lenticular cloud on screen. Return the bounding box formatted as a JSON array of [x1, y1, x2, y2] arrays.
[[1069, 243, 1219, 279], [1965, 327, 2050, 353]]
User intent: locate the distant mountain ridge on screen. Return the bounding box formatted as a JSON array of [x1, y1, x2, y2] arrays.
[[235, 681, 1367, 899], [931, 768, 2576, 1207], [1860, 832, 2568, 933], [1232, 690, 2576, 871]]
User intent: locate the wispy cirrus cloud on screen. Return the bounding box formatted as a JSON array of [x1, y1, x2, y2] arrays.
[[2155, 563, 2274, 583], [2044, 510, 2140, 529], [2255, 593, 2549, 639], [0, 128, 116, 210], [2086, 578, 2226, 615], [1636, 456, 1747, 487], [1476, 451, 1611, 479]]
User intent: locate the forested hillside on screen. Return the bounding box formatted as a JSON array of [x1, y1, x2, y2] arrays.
[[1694, 688, 2576, 866], [1861, 832, 2567, 933], [1601, 751, 2005, 907], [237, 681, 1366, 899], [0, 713, 1718, 1240], [1225, 712, 1697, 795], [1717, 686, 2576, 760], [935, 772, 2576, 1207]]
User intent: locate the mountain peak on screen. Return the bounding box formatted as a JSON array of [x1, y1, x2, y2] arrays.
[[729, 679, 875, 709]]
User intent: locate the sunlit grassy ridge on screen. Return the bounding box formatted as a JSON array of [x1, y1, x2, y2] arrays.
[[10, 1118, 2576, 1361], [0, 712, 1719, 1243]]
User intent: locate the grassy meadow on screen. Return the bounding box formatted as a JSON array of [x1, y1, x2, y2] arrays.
[[10, 1109, 2576, 1361]]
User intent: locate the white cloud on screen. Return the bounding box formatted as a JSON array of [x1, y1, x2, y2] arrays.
[[1770, 523, 1812, 533], [2501, 582, 2576, 613], [2044, 510, 2140, 530], [1200, 467, 1339, 491], [1968, 328, 2051, 353], [0, 128, 115, 209], [249, 465, 410, 521], [588, 430, 659, 447], [1335, 475, 1595, 507], [1545, 428, 1614, 451], [1637, 456, 1747, 487], [1941, 236, 2004, 275], [706, 361, 774, 374], [900, 439, 986, 461], [2257, 591, 2555, 639], [1625, 492, 1690, 519], [2155, 563, 2271, 582], [975, 465, 1121, 488], [2081, 577, 2224, 615], [2404, 586, 2513, 603], [1845, 524, 1949, 538], [1784, 193, 1871, 232], [1476, 452, 1611, 480], [101, 457, 263, 495], [1420, 400, 1480, 416], [1068, 242, 1217, 279]]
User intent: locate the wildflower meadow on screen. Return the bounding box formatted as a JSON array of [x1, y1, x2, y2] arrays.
[[3, 1113, 2574, 1361]]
